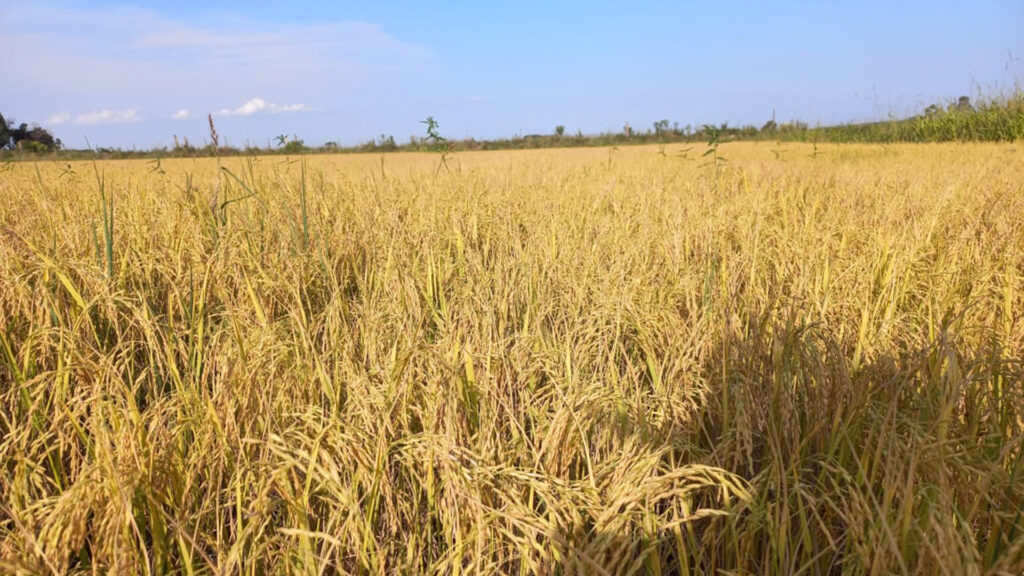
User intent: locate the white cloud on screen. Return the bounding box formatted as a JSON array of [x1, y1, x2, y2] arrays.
[[48, 112, 71, 125], [1, 2, 435, 146], [74, 109, 142, 125], [3, 4, 433, 101], [215, 98, 311, 116]]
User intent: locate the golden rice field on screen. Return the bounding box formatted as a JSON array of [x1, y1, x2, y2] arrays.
[[1, 142, 1023, 575]]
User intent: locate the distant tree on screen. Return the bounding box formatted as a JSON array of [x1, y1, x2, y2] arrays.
[[282, 139, 306, 154], [0, 113, 10, 148], [19, 140, 51, 153], [1, 115, 60, 151], [653, 119, 670, 135], [760, 119, 778, 133], [33, 126, 60, 150], [555, 125, 565, 137], [10, 123, 28, 147]]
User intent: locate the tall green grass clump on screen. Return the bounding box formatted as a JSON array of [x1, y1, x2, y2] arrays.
[[808, 91, 1024, 143]]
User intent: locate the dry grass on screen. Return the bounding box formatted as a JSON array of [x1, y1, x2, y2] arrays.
[[1, 142, 1023, 575]]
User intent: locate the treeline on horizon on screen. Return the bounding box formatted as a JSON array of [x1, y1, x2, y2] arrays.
[[3, 91, 1023, 161]]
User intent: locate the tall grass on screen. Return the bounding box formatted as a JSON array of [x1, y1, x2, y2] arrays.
[[806, 92, 1024, 143], [1, 143, 1022, 574]]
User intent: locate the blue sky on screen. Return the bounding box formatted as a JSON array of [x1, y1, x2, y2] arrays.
[[2, 0, 1022, 149]]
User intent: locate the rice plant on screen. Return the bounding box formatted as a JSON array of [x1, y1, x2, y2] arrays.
[[0, 142, 1022, 575]]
